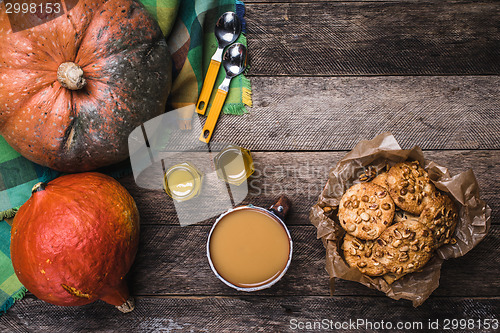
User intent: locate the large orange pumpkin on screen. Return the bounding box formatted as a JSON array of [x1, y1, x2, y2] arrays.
[[0, 0, 171, 172], [10, 172, 140, 312]]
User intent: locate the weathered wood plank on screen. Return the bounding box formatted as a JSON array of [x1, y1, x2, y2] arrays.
[[245, 0, 456, 2], [245, 2, 500, 75], [10, 217, 497, 300], [207, 76, 500, 150], [2, 296, 498, 333], [245, 0, 408, 2], [127, 225, 499, 297], [120, 150, 499, 226]]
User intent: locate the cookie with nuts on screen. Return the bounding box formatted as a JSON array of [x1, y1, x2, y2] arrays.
[[386, 161, 438, 215], [372, 219, 435, 282], [338, 183, 395, 240], [342, 234, 387, 276], [419, 193, 458, 248]]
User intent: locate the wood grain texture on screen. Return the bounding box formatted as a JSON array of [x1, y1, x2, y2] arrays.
[[120, 150, 499, 226], [127, 225, 499, 297], [1, 296, 498, 333], [2, 2, 499, 332], [205, 76, 500, 150], [245, 0, 455, 2], [246, 0, 406, 2], [245, 2, 500, 75]]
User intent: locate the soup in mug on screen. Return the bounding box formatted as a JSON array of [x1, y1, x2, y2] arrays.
[[209, 208, 291, 288]]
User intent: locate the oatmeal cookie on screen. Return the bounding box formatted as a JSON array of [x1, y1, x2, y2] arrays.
[[419, 193, 458, 248], [386, 161, 438, 215], [338, 183, 395, 240], [342, 234, 387, 276], [372, 219, 435, 282]]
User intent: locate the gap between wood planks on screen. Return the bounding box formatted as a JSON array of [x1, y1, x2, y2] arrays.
[[17, 293, 500, 300], [246, 74, 500, 77]]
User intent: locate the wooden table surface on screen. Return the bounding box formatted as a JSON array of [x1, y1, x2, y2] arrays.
[[1, 1, 499, 332]]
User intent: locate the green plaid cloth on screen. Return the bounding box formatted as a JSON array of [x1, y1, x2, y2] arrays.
[[0, 135, 60, 315], [0, 221, 26, 315], [161, 0, 252, 114], [0, 0, 251, 315]]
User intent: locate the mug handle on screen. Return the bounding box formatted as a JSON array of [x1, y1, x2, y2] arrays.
[[269, 195, 291, 221]]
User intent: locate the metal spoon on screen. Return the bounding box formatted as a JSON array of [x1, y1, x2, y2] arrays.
[[199, 43, 247, 143], [196, 12, 241, 115]]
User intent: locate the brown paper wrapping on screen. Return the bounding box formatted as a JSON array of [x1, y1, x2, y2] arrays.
[[309, 132, 491, 307]]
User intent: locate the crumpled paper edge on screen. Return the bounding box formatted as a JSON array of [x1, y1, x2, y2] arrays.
[[310, 132, 492, 307]]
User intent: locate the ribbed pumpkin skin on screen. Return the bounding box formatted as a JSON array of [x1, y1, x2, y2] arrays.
[[10, 173, 140, 307], [0, 0, 171, 172]]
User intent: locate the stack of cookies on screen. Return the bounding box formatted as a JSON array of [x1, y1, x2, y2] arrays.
[[338, 160, 458, 284]]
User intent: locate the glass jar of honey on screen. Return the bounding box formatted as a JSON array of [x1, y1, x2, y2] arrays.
[[163, 162, 203, 202], [214, 145, 254, 186]]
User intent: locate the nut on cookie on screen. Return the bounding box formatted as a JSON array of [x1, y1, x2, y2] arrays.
[[338, 183, 395, 240]]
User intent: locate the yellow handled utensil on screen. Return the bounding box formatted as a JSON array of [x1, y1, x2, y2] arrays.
[[200, 43, 247, 143], [196, 12, 241, 116]]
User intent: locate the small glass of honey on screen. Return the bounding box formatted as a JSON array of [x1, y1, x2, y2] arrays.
[[163, 162, 203, 202], [214, 145, 254, 186]]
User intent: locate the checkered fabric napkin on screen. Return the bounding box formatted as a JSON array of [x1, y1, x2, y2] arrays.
[[161, 0, 252, 114], [0, 0, 251, 315]]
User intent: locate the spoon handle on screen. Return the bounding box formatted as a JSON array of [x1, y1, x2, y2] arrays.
[[196, 57, 222, 115], [199, 88, 229, 143]]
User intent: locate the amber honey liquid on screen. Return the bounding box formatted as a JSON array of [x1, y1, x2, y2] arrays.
[[214, 145, 254, 185], [209, 209, 290, 288], [163, 163, 202, 202], [218, 150, 247, 182], [167, 168, 194, 197]]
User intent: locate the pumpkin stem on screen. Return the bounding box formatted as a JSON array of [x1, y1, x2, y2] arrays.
[[57, 62, 86, 90], [116, 297, 135, 313], [99, 279, 134, 312], [32, 182, 46, 193]]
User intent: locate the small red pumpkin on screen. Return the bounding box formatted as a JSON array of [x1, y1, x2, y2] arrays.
[[10, 172, 140, 312], [0, 0, 171, 172]]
